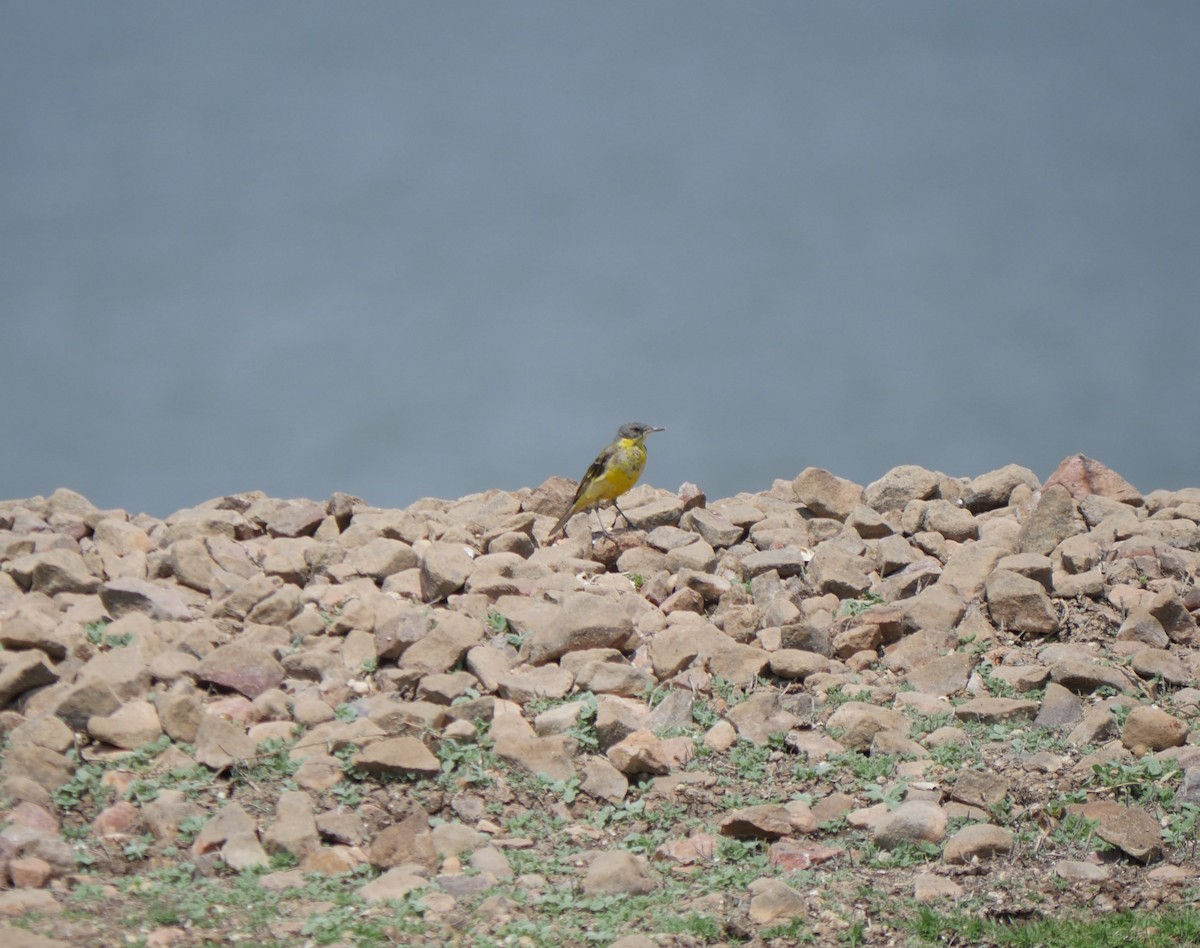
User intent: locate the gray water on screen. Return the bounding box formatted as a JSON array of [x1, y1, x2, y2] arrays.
[[4, 2, 1199, 518]]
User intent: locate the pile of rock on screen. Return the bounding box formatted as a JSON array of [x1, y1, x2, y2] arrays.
[[0, 452, 1198, 939]]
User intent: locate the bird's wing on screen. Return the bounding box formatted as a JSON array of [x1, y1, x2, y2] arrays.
[[572, 443, 617, 504]]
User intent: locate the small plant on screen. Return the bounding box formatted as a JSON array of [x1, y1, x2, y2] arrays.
[[629, 572, 645, 590], [838, 593, 885, 617], [123, 833, 154, 861], [1089, 755, 1181, 808], [84, 618, 133, 649], [729, 741, 772, 783], [436, 732, 497, 791]]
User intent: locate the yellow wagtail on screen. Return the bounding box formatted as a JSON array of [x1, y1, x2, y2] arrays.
[[549, 422, 664, 538]]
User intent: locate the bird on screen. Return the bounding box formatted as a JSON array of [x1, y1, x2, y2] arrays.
[[549, 422, 664, 539]]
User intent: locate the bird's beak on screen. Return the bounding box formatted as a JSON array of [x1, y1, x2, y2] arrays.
[[646, 426, 665, 435]]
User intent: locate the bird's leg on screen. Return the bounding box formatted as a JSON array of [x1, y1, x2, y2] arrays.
[[611, 499, 632, 531], [593, 506, 613, 539]]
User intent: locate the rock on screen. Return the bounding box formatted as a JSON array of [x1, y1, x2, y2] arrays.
[[367, 810, 436, 871], [864, 465, 941, 513], [1044, 454, 1142, 506], [985, 569, 1059, 635], [581, 850, 656, 896], [192, 715, 258, 770], [825, 702, 908, 750], [748, 877, 807, 924], [0, 605, 69, 658], [13, 548, 100, 596], [1116, 610, 1169, 649], [1055, 860, 1111, 882], [964, 464, 1041, 513], [262, 790, 320, 858], [913, 873, 965, 901], [399, 611, 486, 675], [1129, 648, 1190, 686], [942, 823, 1014, 863], [1146, 588, 1200, 646], [873, 801, 947, 848], [351, 737, 440, 778], [0, 650, 58, 707], [953, 697, 1039, 724], [1049, 659, 1131, 695], [769, 649, 830, 681], [0, 925, 70, 947], [358, 866, 429, 901], [493, 728, 576, 782], [905, 652, 972, 697], [719, 804, 796, 840], [100, 578, 192, 620], [1121, 706, 1187, 751], [1017, 485, 1084, 555], [922, 500, 978, 542], [580, 756, 628, 802], [194, 642, 286, 699], [1034, 682, 1084, 729], [87, 700, 163, 749], [1080, 802, 1163, 863], [523, 592, 634, 665], [191, 803, 257, 857], [725, 692, 801, 746], [419, 542, 475, 601], [498, 665, 575, 704], [793, 468, 864, 520], [607, 730, 691, 776]]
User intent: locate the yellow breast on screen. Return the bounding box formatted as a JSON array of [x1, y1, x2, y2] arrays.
[[577, 438, 646, 506]]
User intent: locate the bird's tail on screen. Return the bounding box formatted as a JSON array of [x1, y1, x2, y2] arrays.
[[548, 507, 575, 539]]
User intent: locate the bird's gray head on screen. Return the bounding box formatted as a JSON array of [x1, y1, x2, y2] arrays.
[[617, 422, 665, 441]]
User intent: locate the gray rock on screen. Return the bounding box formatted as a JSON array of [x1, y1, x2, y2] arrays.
[[523, 592, 634, 665]]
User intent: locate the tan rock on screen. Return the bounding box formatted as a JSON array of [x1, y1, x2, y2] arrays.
[[262, 790, 320, 858], [1017, 485, 1084, 555], [1121, 706, 1187, 751], [0, 650, 58, 707], [366, 810, 436, 871], [419, 542, 475, 601], [195, 642, 286, 699], [942, 823, 1013, 863], [985, 569, 1059, 635], [87, 699, 162, 749], [352, 737, 440, 778], [873, 801, 947, 849], [523, 592, 634, 665], [748, 877, 807, 924], [581, 850, 656, 896], [825, 702, 908, 750], [192, 715, 257, 770]]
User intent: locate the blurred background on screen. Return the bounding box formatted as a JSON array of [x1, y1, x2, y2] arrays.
[[3, 2, 1199, 518]]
